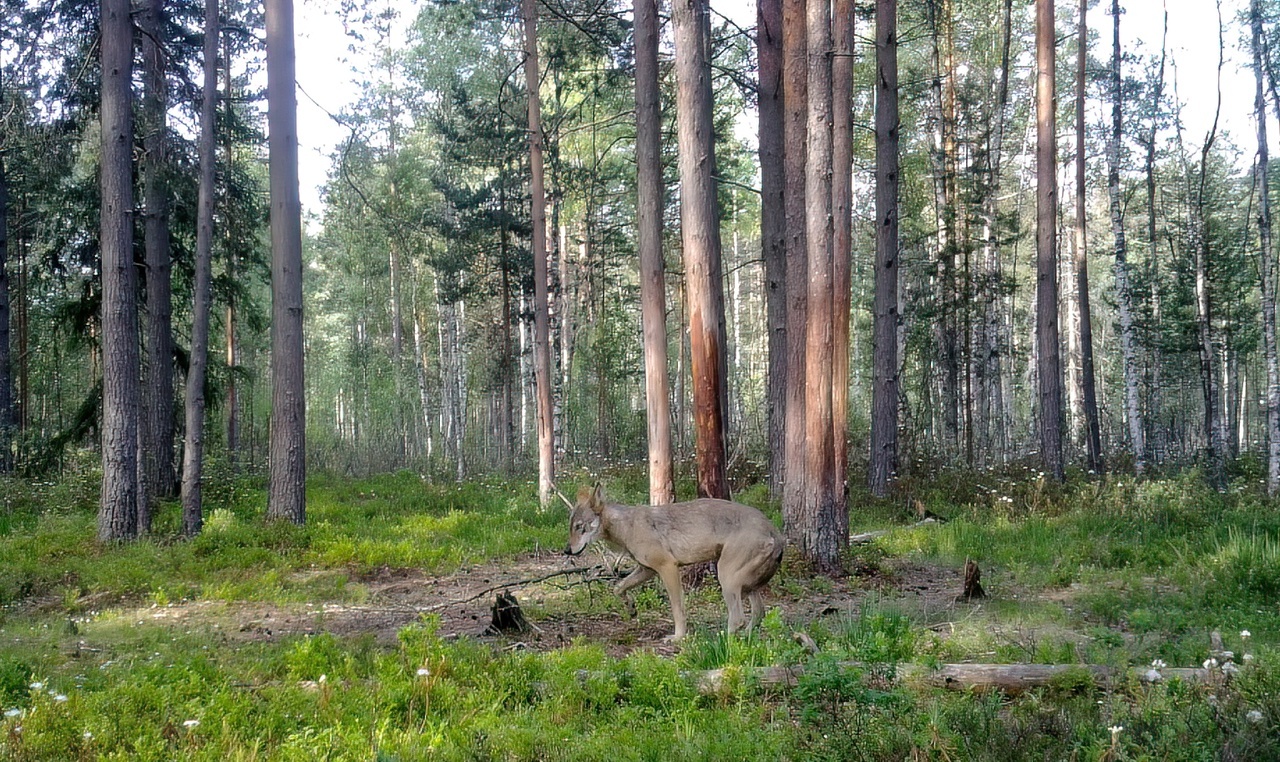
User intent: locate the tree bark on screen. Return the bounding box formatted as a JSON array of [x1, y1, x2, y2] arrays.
[[1193, 4, 1226, 490], [635, 0, 674, 506], [266, 0, 306, 523], [781, 0, 808, 519], [798, 0, 841, 570], [99, 0, 140, 541], [181, 0, 220, 537], [931, 0, 960, 461], [980, 0, 1014, 466], [1110, 0, 1145, 474], [673, 0, 729, 500], [832, 0, 854, 508], [140, 0, 175, 530], [869, 0, 899, 497], [1075, 0, 1102, 474], [1144, 10, 1167, 466], [223, 26, 239, 470], [0, 77, 13, 473], [1036, 0, 1064, 481], [524, 0, 555, 507], [758, 0, 786, 497], [1251, 0, 1280, 494]]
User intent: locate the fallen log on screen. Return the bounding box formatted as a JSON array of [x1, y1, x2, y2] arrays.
[[693, 661, 1212, 696]]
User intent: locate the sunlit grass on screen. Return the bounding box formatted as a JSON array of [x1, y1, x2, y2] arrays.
[[0, 466, 1278, 759]]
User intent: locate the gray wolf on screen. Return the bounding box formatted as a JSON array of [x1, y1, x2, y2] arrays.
[[564, 484, 785, 640]]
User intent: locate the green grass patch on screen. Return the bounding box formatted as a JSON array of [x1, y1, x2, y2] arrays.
[[1, 467, 1279, 759]]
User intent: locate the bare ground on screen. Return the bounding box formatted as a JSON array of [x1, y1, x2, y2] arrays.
[[122, 551, 978, 657]]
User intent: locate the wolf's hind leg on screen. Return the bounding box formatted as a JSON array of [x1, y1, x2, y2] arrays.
[[614, 565, 655, 617], [747, 590, 766, 630]]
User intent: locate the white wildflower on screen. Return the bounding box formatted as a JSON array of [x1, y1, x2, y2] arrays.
[[1151, 659, 1167, 669], [182, 719, 199, 729], [83, 731, 93, 739], [1247, 710, 1264, 724], [52, 694, 67, 702], [28, 682, 42, 691], [1203, 658, 1219, 671], [4, 708, 20, 718], [1244, 653, 1255, 664], [417, 667, 430, 677], [1241, 630, 1251, 640], [318, 674, 327, 684]]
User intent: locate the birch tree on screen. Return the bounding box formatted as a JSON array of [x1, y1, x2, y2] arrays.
[[1251, 0, 1280, 493], [1108, 0, 1146, 474]]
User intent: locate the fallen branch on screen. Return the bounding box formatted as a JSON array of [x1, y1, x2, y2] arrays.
[[850, 518, 941, 545], [327, 566, 610, 617], [694, 661, 1212, 696]]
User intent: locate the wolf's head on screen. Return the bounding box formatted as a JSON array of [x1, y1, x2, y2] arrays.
[[565, 484, 605, 555]]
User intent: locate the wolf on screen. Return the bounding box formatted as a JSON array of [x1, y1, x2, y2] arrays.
[[564, 484, 785, 640]]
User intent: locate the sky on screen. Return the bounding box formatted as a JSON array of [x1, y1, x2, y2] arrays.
[[286, 0, 1262, 222]]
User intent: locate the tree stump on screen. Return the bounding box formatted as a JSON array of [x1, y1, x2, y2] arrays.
[[485, 591, 529, 634], [958, 559, 986, 601]]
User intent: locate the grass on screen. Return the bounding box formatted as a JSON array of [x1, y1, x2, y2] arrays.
[[0, 462, 1277, 760]]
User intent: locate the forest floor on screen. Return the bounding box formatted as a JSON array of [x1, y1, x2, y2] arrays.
[[2, 469, 1278, 760], [105, 550, 968, 656]]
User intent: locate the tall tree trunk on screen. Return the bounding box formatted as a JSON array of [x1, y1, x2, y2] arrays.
[[266, 0, 306, 523], [980, 0, 1014, 465], [931, 0, 960, 460], [831, 0, 854, 507], [1144, 8, 1167, 465], [673, 0, 729, 500], [635, 0, 674, 506], [524, 0, 555, 507], [99, 0, 140, 541], [869, 0, 899, 497], [140, 0, 175, 531], [758, 0, 786, 496], [1036, 0, 1064, 481], [180, 0, 220, 538], [0, 78, 13, 473], [223, 25, 239, 470], [1075, 0, 1102, 473], [797, 0, 841, 570], [1193, 3, 1226, 489], [1251, 0, 1280, 494], [1109, 0, 1145, 473], [781, 0, 808, 520]]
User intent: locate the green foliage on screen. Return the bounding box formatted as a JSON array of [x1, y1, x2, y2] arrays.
[[0, 472, 1278, 760]]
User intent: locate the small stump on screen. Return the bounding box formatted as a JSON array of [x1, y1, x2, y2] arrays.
[[958, 559, 986, 601], [485, 591, 530, 635]]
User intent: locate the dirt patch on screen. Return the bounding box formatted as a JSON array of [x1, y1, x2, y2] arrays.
[[111, 551, 978, 656]]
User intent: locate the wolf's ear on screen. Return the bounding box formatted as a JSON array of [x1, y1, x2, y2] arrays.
[[589, 482, 605, 513], [576, 486, 592, 504]]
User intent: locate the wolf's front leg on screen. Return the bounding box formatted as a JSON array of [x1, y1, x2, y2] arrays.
[[654, 563, 687, 641], [614, 565, 656, 618]]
